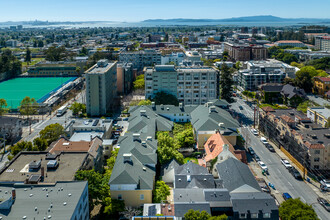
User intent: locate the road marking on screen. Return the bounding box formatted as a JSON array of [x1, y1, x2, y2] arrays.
[[301, 197, 306, 203], [288, 182, 293, 187]]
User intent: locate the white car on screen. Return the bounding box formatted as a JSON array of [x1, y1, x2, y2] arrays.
[[260, 137, 269, 145], [258, 161, 268, 170], [251, 128, 258, 136], [281, 159, 292, 169]]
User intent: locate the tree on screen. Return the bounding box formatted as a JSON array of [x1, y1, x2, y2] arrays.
[[25, 47, 31, 63], [120, 207, 142, 220], [138, 99, 152, 106], [33, 137, 48, 151], [153, 180, 170, 203], [0, 98, 8, 116], [157, 132, 184, 164], [45, 45, 68, 61], [37, 40, 44, 48], [326, 117, 330, 128], [184, 209, 210, 220], [153, 91, 179, 106], [39, 123, 64, 144], [69, 102, 86, 117], [133, 74, 145, 90], [80, 47, 88, 56], [105, 148, 119, 176], [282, 53, 298, 64], [174, 124, 195, 149], [10, 141, 33, 156], [219, 64, 234, 103], [295, 66, 318, 93], [75, 169, 110, 210], [279, 198, 318, 220], [103, 198, 125, 216], [209, 214, 228, 220], [235, 61, 241, 70], [75, 66, 81, 75]]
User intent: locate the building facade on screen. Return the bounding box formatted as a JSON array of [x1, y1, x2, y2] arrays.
[[224, 42, 267, 61], [145, 65, 219, 105], [315, 35, 330, 51], [307, 107, 330, 128], [117, 63, 135, 95], [119, 49, 161, 71], [28, 61, 85, 76], [85, 59, 117, 116], [313, 76, 330, 96]]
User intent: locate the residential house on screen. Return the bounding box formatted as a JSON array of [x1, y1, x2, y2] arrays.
[[259, 83, 284, 104], [280, 84, 306, 107], [313, 77, 330, 96]]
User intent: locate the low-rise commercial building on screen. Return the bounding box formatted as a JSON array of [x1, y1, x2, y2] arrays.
[[274, 40, 305, 48], [28, 61, 85, 76], [85, 59, 117, 116]]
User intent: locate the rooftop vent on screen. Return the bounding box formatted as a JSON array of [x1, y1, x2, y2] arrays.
[[146, 136, 153, 141], [62, 142, 70, 146], [140, 109, 147, 116], [133, 133, 141, 142], [167, 107, 170, 111], [141, 141, 146, 146], [143, 167, 146, 171], [187, 175, 191, 182], [179, 103, 183, 109], [161, 104, 164, 110], [63, 202, 67, 206], [209, 106, 216, 114], [152, 102, 156, 109]]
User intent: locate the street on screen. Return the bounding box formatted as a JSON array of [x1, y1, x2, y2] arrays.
[[232, 96, 330, 220], [307, 94, 330, 106]]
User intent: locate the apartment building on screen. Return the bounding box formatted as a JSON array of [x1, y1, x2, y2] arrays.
[[315, 35, 330, 51], [145, 65, 219, 105], [259, 107, 330, 174], [85, 59, 117, 116], [313, 76, 330, 96], [119, 49, 161, 70], [274, 40, 305, 47], [117, 62, 135, 95], [224, 42, 267, 61], [238, 60, 296, 90], [307, 107, 330, 128], [161, 52, 185, 65]]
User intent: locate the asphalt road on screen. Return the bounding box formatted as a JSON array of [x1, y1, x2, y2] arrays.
[[307, 95, 330, 106], [232, 95, 330, 220]]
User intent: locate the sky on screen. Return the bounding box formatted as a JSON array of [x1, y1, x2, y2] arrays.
[[0, 0, 329, 22]]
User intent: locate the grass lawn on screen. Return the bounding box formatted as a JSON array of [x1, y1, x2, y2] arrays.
[[184, 157, 198, 164], [22, 58, 45, 67], [259, 103, 288, 110]]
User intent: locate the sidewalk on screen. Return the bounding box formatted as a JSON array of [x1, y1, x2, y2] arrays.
[[258, 128, 330, 201]]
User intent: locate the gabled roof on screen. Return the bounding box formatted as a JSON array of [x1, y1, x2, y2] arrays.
[[216, 158, 261, 192], [281, 84, 306, 99], [190, 105, 239, 133]]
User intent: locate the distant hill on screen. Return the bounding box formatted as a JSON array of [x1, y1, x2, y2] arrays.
[[142, 15, 330, 23]]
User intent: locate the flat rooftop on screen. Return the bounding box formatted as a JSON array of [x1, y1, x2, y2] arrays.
[[86, 60, 116, 74], [0, 152, 88, 183], [0, 181, 87, 220]]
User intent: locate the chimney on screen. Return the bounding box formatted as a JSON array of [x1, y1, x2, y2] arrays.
[[123, 153, 132, 163], [140, 109, 147, 116], [146, 136, 153, 141], [209, 106, 216, 114], [179, 103, 183, 110], [161, 104, 164, 110], [133, 133, 141, 142], [152, 102, 156, 109], [90, 135, 93, 141], [12, 188, 16, 199], [41, 167, 45, 179], [141, 141, 147, 146]]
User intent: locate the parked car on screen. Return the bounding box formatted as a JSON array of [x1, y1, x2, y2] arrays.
[[281, 159, 292, 169], [266, 144, 275, 152], [282, 193, 292, 201], [320, 179, 330, 192], [248, 147, 255, 156], [317, 197, 330, 212], [239, 106, 243, 110], [288, 167, 303, 180], [260, 137, 269, 145], [258, 161, 268, 170], [254, 154, 261, 162], [251, 128, 258, 136]]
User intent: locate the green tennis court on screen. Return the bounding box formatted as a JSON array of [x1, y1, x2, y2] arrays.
[[0, 77, 76, 109]]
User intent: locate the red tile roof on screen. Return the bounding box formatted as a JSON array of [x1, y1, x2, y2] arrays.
[[315, 77, 330, 82]]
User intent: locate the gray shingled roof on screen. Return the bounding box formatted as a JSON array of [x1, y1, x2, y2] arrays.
[[230, 192, 278, 214], [281, 84, 306, 99], [216, 158, 261, 192], [190, 105, 239, 134]]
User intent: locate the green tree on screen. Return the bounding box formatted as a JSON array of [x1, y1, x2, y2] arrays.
[[25, 47, 31, 63], [75, 169, 110, 209], [153, 180, 170, 203], [75, 66, 81, 75], [10, 141, 33, 156], [235, 61, 242, 70], [103, 197, 125, 216], [105, 148, 119, 176], [0, 98, 8, 116], [69, 102, 86, 117], [153, 91, 179, 106], [184, 209, 210, 220], [80, 47, 88, 56], [219, 64, 234, 103], [174, 126, 195, 149], [39, 123, 64, 144], [133, 74, 145, 90], [209, 214, 228, 220], [138, 99, 152, 106], [37, 40, 44, 48], [282, 53, 298, 64], [157, 132, 184, 164], [45, 45, 68, 61], [295, 66, 318, 93], [325, 117, 330, 128], [33, 137, 48, 151], [279, 198, 318, 220]]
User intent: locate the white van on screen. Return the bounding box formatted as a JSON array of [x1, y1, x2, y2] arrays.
[[260, 137, 269, 145]]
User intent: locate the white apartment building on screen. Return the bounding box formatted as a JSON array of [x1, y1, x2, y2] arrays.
[[119, 49, 161, 70], [145, 65, 218, 105], [161, 52, 185, 65], [85, 59, 117, 116]]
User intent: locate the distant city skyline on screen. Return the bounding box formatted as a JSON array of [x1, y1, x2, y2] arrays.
[[1, 0, 330, 22]]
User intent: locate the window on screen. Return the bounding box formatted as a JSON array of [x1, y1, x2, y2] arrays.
[[263, 213, 271, 218], [314, 165, 319, 169], [315, 150, 320, 154], [314, 158, 320, 162], [118, 194, 122, 200], [140, 194, 144, 200], [239, 213, 247, 219], [251, 213, 258, 218]]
